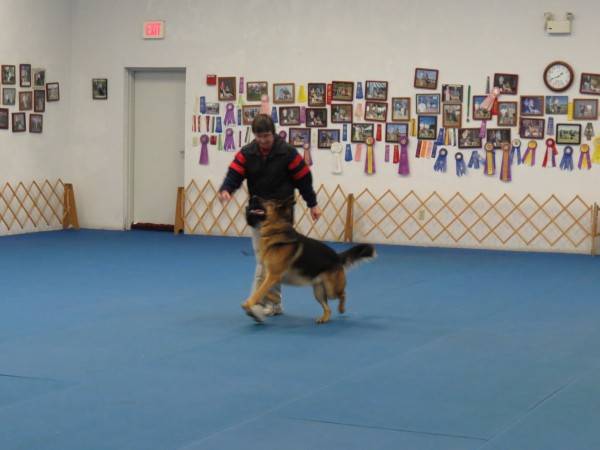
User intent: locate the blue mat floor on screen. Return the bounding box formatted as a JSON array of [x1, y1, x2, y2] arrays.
[[1, 229, 599, 450]]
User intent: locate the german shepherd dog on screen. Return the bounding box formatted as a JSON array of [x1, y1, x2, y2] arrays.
[[242, 197, 376, 324]]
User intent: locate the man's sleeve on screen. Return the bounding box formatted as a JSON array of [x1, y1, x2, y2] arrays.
[[219, 150, 246, 194], [287, 148, 317, 207]]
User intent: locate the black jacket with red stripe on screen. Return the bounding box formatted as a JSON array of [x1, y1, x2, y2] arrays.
[[219, 136, 317, 208]]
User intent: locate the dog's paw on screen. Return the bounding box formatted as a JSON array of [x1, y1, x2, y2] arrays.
[[243, 303, 266, 323], [315, 315, 330, 324]]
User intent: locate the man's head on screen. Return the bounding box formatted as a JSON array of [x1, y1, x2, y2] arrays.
[[252, 114, 275, 150]]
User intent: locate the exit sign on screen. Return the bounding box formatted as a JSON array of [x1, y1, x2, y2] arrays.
[[143, 20, 165, 39]]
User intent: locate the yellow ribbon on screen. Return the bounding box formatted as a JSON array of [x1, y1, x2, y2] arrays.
[[592, 137, 600, 164]]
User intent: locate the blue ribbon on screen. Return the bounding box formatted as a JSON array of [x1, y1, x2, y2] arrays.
[[200, 96, 206, 114], [510, 144, 521, 165], [356, 82, 363, 99], [345, 144, 353, 161], [343, 124, 348, 141], [468, 150, 482, 169], [215, 117, 223, 133], [547, 117, 554, 136], [237, 109, 242, 126], [271, 106, 278, 124], [455, 152, 467, 177], [560, 146, 574, 171], [434, 148, 448, 172], [431, 128, 445, 158]]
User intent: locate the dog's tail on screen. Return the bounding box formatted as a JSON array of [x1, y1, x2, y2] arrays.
[[338, 244, 376, 269]]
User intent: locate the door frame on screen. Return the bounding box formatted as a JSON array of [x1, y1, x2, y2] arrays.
[[123, 67, 186, 230]]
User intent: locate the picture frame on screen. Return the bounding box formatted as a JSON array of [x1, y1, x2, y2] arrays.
[[1, 65, 16, 85], [545, 96, 569, 115], [497, 101, 518, 126], [391, 97, 410, 121], [472, 95, 492, 120], [579, 73, 600, 95], [458, 128, 483, 149], [416, 93, 440, 114], [18, 91, 32, 111], [92, 78, 108, 99], [442, 103, 462, 128], [486, 128, 511, 149], [441, 84, 463, 103], [217, 76, 236, 101], [414, 68, 438, 90], [289, 127, 311, 147], [34, 90, 45, 112], [241, 105, 261, 125], [519, 118, 545, 139], [33, 68, 45, 88], [493, 73, 519, 95], [307, 83, 326, 107], [417, 115, 437, 140], [19, 64, 31, 87], [272, 83, 295, 104], [330, 103, 353, 123], [556, 123, 582, 145], [351, 123, 374, 143], [331, 81, 354, 101], [206, 102, 220, 115], [46, 82, 60, 102], [246, 81, 268, 102], [29, 114, 43, 133], [573, 98, 599, 120], [2, 88, 16, 106], [12, 112, 26, 132], [385, 122, 408, 143], [317, 129, 341, 149], [365, 80, 388, 101], [279, 106, 301, 126], [0, 108, 8, 130], [305, 108, 327, 127], [520, 96, 544, 116], [364, 101, 388, 122]]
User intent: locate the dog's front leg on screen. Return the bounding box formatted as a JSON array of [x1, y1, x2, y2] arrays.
[[242, 272, 282, 312]]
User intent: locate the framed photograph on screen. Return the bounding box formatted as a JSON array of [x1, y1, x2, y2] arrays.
[[92, 78, 108, 99], [442, 103, 462, 128], [545, 96, 569, 115], [364, 101, 388, 122], [289, 127, 311, 147], [33, 68, 45, 88], [580, 73, 600, 95], [317, 129, 341, 149], [206, 102, 220, 115], [246, 81, 268, 102], [19, 91, 32, 111], [497, 101, 518, 126], [442, 84, 463, 102], [1, 65, 16, 85], [34, 90, 46, 112], [305, 108, 327, 127], [29, 114, 43, 133], [331, 81, 354, 101], [2, 88, 16, 106], [0, 108, 8, 130], [330, 103, 353, 123], [486, 128, 511, 149], [519, 118, 545, 139], [351, 123, 374, 143], [241, 105, 261, 125], [217, 76, 236, 101], [307, 83, 326, 106], [391, 97, 410, 121], [573, 98, 599, 120], [272, 83, 295, 104], [385, 122, 408, 143], [458, 128, 483, 149], [20, 64, 31, 87], [473, 95, 492, 120], [12, 112, 26, 132], [520, 96, 544, 116], [556, 123, 582, 145], [417, 115, 438, 140], [416, 94, 440, 114], [46, 82, 60, 102], [365, 80, 388, 101], [414, 68, 438, 90], [279, 106, 301, 126], [493, 73, 519, 95]]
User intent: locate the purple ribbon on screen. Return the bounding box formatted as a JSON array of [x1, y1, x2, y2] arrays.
[[199, 134, 209, 165], [479, 120, 487, 139], [278, 130, 287, 140], [239, 77, 244, 94], [300, 106, 306, 124], [398, 136, 410, 176], [224, 129, 235, 151], [224, 103, 236, 126]]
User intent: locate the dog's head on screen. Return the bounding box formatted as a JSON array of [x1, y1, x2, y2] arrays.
[[248, 196, 295, 227]]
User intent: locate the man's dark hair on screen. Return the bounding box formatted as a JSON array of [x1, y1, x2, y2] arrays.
[[251, 114, 275, 134]]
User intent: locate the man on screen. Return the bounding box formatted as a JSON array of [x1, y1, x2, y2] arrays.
[[219, 114, 322, 318]]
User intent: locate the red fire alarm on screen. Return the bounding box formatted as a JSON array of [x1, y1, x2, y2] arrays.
[[206, 75, 217, 86]]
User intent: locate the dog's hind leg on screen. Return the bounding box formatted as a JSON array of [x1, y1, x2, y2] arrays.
[[313, 282, 331, 324]]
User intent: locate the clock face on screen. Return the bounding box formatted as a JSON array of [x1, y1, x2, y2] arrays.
[[544, 62, 574, 92]]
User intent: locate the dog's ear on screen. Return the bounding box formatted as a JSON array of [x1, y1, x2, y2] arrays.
[[279, 195, 296, 209]]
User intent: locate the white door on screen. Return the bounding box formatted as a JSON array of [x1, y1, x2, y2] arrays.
[[132, 69, 185, 226]]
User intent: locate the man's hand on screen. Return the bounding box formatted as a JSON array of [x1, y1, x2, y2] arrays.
[[310, 206, 322, 221], [218, 190, 231, 204]]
